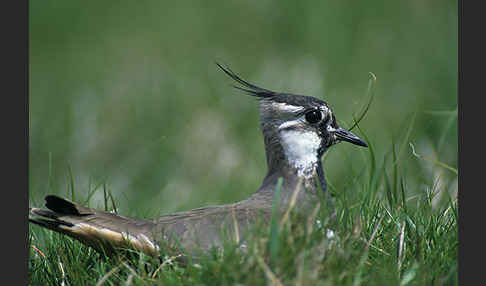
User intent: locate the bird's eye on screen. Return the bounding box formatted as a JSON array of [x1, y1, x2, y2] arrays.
[[304, 109, 322, 124]]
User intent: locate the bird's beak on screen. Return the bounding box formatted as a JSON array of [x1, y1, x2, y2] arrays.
[[334, 127, 368, 147]]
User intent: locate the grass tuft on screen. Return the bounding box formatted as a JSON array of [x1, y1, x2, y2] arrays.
[[29, 137, 458, 285]]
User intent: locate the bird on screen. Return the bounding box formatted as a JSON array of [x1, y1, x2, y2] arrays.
[[29, 63, 368, 259]]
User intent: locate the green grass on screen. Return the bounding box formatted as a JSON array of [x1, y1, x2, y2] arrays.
[[29, 138, 458, 285], [29, 1, 457, 285]]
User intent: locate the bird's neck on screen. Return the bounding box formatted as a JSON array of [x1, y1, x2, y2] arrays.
[[248, 133, 327, 211], [264, 126, 325, 184]]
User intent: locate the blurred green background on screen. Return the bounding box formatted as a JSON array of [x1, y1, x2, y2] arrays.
[[29, 1, 457, 217]]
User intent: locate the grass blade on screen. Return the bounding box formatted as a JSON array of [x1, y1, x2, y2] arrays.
[[269, 177, 283, 264]]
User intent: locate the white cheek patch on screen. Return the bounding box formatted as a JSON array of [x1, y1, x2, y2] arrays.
[[326, 125, 336, 132], [327, 125, 337, 141], [279, 130, 321, 177], [278, 119, 302, 130], [271, 102, 305, 113]]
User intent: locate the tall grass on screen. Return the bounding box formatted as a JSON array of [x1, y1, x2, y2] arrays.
[[29, 2, 457, 284], [29, 137, 457, 285]]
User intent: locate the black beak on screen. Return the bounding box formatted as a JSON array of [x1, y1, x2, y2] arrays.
[[334, 127, 368, 147]]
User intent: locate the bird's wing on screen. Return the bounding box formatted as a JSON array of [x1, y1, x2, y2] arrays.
[[29, 195, 271, 257]]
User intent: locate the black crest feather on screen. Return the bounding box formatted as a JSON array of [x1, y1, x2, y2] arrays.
[[216, 62, 277, 99], [216, 62, 328, 108]]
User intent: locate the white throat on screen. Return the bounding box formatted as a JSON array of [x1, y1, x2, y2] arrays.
[[279, 129, 320, 178]]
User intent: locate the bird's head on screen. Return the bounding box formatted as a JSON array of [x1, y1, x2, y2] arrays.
[[217, 63, 367, 178]]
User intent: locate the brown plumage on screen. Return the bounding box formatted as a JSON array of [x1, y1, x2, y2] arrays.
[[30, 194, 272, 257], [29, 64, 367, 258]]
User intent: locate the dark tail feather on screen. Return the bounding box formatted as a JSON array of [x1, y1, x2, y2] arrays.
[[29, 195, 158, 256], [44, 195, 90, 215]]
